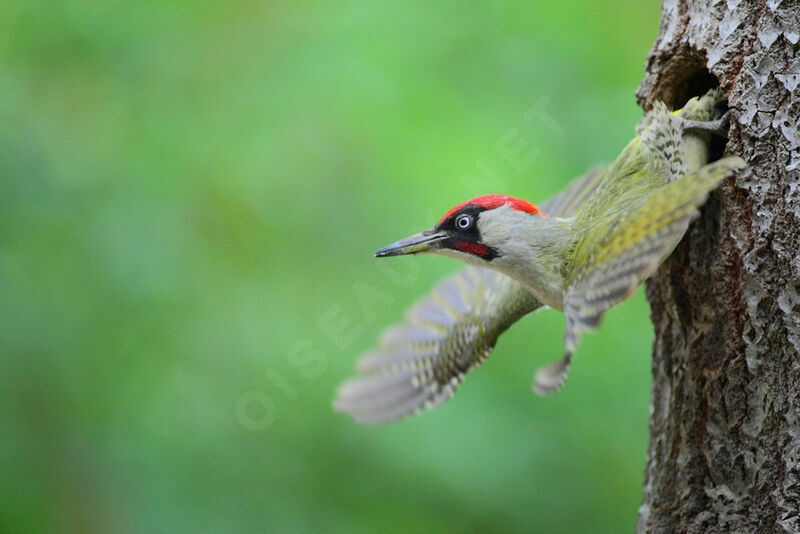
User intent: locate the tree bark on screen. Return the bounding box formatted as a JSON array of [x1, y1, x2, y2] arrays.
[[636, 1, 800, 533]]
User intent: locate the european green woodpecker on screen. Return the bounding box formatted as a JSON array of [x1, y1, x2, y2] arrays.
[[335, 89, 745, 425]]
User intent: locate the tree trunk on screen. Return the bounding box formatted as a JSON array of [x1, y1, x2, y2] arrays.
[[636, 1, 800, 533]]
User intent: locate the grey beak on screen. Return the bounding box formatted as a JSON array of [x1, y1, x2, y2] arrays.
[[374, 228, 447, 257]]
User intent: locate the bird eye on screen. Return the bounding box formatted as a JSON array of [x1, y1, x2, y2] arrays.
[[455, 213, 473, 230]]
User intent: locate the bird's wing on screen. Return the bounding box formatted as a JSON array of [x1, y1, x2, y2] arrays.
[[333, 266, 540, 424], [568, 90, 727, 240], [541, 164, 608, 217], [559, 156, 745, 365], [532, 89, 734, 395], [334, 167, 608, 424]]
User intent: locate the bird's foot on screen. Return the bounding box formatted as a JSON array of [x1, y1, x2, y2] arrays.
[[682, 110, 731, 139]]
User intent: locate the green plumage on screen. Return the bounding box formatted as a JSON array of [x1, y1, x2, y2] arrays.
[[559, 91, 744, 355], [334, 167, 607, 424], [335, 89, 745, 424]]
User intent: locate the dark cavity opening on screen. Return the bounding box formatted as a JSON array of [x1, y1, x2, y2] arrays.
[[669, 65, 719, 110], [674, 67, 726, 162], [688, 69, 726, 163], [641, 49, 728, 162], [684, 68, 719, 107]]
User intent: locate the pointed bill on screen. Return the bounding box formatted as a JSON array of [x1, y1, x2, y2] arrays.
[[374, 228, 447, 257]]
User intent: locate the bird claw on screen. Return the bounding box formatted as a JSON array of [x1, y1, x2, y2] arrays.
[[682, 110, 731, 139]]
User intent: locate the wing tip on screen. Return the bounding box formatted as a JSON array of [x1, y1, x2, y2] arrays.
[[332, 373, 432, 426], [335, 265, 545, 425]]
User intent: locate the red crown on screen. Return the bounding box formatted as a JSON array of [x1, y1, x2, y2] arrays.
[[439, 195, 542, 224]]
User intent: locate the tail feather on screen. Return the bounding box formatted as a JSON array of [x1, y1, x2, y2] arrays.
[[533, 353, 572, 396]]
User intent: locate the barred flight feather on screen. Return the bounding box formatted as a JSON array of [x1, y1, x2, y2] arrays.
[[334, 166, 609, 423], [335, 89, 744, 423], [562, 156, 745, 358]]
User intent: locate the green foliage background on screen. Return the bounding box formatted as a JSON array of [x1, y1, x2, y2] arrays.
[[1, 1, 662, 532]]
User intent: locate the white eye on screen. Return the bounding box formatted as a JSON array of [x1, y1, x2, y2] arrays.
[[455, 213, 473, 230]]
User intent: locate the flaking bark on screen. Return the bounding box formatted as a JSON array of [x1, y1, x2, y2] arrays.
[[636, 1, 800, 533]]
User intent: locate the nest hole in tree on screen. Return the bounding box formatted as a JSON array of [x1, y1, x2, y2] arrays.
[[672, 66, 727, 163], [682, 67, 720, 109], [647, 45, 720, 110], [689, 68, 727, 163]]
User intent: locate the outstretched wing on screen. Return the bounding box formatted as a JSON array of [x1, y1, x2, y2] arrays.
[[561, 156, 745, 357], [334, 167, 609, 424], [334, 267, 539, 425]]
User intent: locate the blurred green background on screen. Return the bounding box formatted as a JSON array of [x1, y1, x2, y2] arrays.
[[1, 1, 662, 532]]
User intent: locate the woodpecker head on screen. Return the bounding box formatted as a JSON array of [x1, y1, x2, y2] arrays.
[[374, 195, 545, 265]]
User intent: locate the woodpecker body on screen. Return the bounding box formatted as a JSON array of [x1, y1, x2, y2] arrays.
[[335, 90, 745, 425]]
